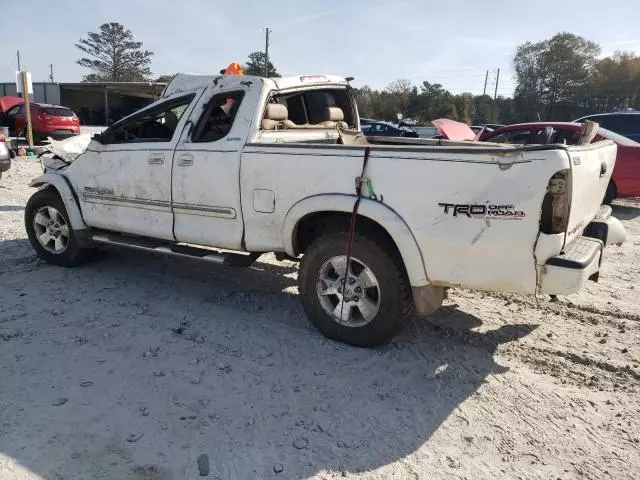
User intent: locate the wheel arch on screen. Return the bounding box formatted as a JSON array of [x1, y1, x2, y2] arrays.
[[29, 174, 88, 231], [283, 194, 429, 287]]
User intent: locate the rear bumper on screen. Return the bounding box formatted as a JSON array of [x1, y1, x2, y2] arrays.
[[538, 237, 602, 295], [538, 208, 627, 295], [39, 130, 79, 139]]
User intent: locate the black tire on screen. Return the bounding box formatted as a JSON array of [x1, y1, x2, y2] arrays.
[[603, 181, 616, 205], [299, 230, 413, 347], [25, 189, 92, 267]]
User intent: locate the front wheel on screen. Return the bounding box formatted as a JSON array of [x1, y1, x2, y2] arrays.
[[25, 189, 93, 267], [299, 231, 413, 347]]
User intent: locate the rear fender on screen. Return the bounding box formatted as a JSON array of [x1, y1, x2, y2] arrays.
[[283, 194, 429, 287], [30, 173, 88, 232]]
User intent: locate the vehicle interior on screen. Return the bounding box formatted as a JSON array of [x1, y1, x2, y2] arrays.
[[260, 88, 356, 131], [99, 94, 195, 144]]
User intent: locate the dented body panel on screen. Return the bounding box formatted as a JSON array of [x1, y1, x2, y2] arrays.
[[30, 73, 625, 299]]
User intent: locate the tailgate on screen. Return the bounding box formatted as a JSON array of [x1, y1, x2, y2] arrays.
[[565, 140, 617, 245]]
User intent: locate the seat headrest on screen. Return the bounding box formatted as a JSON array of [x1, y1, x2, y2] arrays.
[[265, 103, 288, 121], [326, 107, 344, 122]]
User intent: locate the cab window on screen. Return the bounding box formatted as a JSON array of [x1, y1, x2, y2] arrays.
[[191, 91, 244, 143], [101, 94, 195, 144]]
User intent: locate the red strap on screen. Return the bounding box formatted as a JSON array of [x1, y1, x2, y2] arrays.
[[339, 146, 371, 324]]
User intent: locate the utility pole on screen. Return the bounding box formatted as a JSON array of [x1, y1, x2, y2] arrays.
[[20, 72, 34, 149], [483, 70, 489, 96], [264, 27, 270, 78], [17, 51, 22, 98], [49, 64, 54, 83], [494, 68, 500, 100]]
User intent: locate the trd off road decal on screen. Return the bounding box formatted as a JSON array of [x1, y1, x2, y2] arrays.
[[438, 203, 526, 220]]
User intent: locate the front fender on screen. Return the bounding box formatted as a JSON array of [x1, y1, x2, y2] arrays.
[[30, 174, 88, 231], [283, 194, 429, 287]]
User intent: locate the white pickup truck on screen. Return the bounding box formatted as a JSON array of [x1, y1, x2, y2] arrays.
[[26, 73, 627, 347]]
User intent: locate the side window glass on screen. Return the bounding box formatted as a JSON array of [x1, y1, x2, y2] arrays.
[[8, 105, 24, 116], [103, 94, 194, 144], [489, 130, 530, 144], [554, 129, 579, 145], [192, 91, 244, 143]]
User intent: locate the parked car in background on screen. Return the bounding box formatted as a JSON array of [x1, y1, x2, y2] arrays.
[[471, 124, 504, 135], [3, 103, 80, 143], [480, 122, 640, 202], [361, 121, 419, 137], [574, 112, 640, 142], [0, 129, 13, 178], [411, 125, 439, 137]]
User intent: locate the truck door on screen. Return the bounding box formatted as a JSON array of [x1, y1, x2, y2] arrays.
[[171, 84, 257, 249], [68, 92, 201, 240]]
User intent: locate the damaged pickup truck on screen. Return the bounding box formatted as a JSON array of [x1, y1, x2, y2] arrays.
[[26, 73, 627, 347]]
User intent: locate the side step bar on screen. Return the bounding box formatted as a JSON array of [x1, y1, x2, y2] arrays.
[[92, 233, 260, 267]]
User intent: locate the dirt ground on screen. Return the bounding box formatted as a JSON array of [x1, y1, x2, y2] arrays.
[[1, 159, 639, 480]]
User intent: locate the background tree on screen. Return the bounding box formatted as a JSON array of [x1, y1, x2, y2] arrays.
[[454, 93, 474, 124], [76, 22, 153, 82], [244, 52, 280, 77], [385, 79, 412, 117], [514, 32, 600, 120], [584, 51, 640, 113]]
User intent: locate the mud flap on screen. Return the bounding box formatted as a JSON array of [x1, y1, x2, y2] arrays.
[[412, 285, 446, 317]]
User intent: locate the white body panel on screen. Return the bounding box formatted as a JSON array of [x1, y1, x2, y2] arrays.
[[170, 80, 261, 249], [241, 143, 571, 292], [42, 73, 623, 298], [64, 91, 201, 241]]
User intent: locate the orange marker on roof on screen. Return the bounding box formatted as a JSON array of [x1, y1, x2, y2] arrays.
[[220, 62, 244, 75]]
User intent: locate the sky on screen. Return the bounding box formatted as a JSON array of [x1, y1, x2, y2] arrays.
[[2, 0, 640, 97]]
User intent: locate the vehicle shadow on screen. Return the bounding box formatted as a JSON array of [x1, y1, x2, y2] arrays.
[[0, 243, 537, 479], [0, 205, 24, 212], [612, 201, 640, 221]]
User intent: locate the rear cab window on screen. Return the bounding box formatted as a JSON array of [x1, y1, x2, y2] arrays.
[[268, 87, 356, 128], [41, 107, 75, 117]]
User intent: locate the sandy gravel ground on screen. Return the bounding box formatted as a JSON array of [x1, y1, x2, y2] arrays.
[[1, 159, 639, 480]]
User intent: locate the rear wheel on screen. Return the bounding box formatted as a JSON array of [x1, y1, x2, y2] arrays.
[[299, 231, 413, 347], [25, 189, 93, 267]]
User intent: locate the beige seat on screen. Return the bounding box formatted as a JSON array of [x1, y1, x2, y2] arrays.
[[319, 107, 348, 129], [261, 103, 308, 130], [261, 103, 288, 130], [262, 103, 349, 130]]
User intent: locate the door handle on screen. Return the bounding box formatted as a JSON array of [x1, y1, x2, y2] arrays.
[[148, 153, 165, 165], [177, 154, 194, 166]]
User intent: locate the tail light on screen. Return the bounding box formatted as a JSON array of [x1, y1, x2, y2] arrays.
[[0, 131, 5, 142], [540, 169, 570, 234]]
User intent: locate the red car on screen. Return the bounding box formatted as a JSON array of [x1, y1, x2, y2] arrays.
[[3, 102, 80, 143], [480, 122, 640, 203]]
